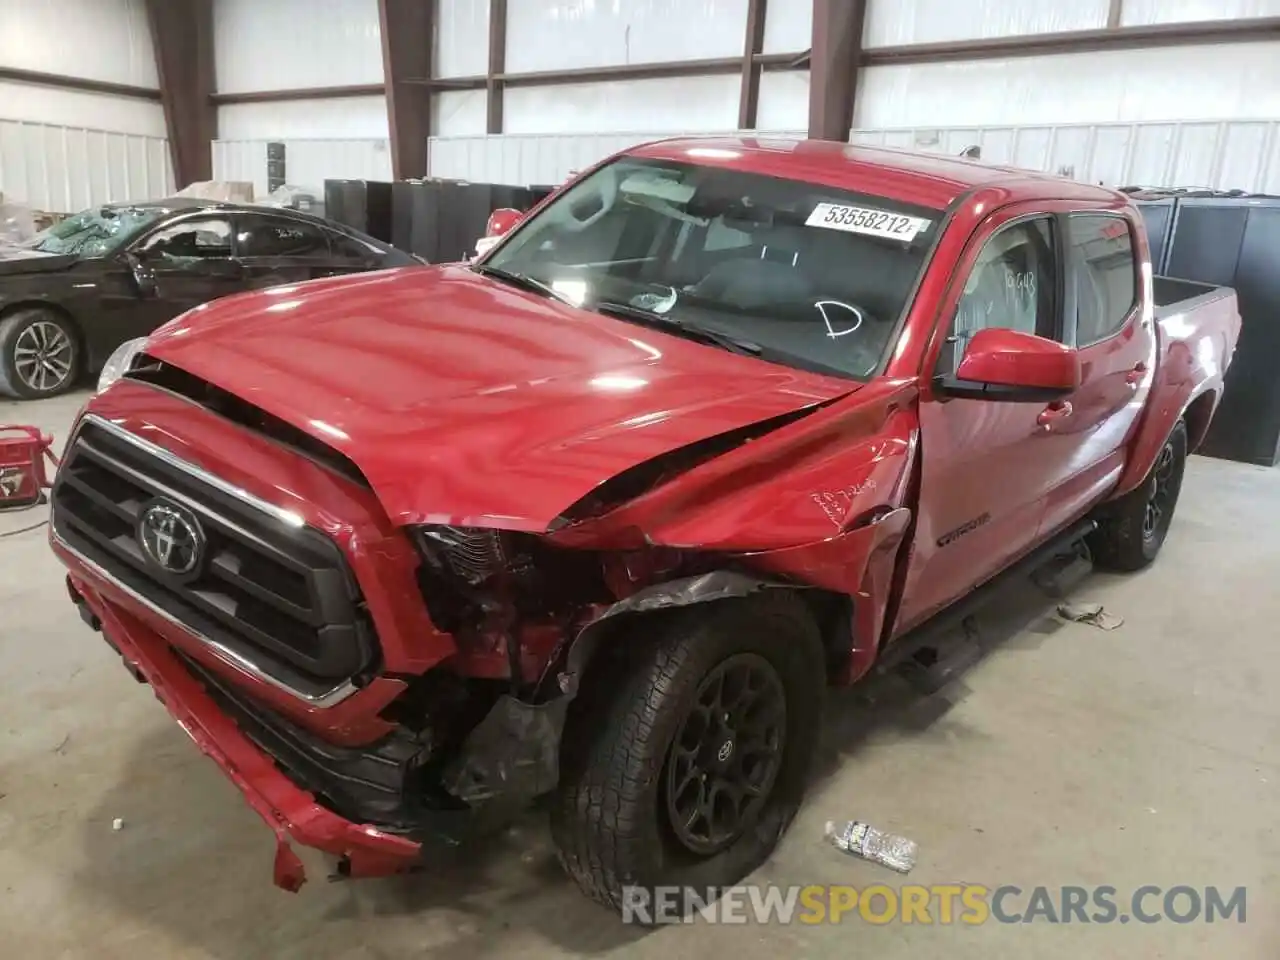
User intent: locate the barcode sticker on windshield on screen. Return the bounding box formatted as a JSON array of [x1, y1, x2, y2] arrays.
[[806, 203, 931, 242]]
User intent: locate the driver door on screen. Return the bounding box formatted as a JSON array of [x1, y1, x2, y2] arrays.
[[893, 206, 1070, 635], [115, 214, 244, 339]]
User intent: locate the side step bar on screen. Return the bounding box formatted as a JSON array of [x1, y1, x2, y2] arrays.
[[876, 517, 1098, 678]]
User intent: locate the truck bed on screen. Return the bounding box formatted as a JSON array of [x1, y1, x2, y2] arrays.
[[1146, 275, 1241, 455], [1153, 275, 1234, 314], [1151, 276, 1240, 345]]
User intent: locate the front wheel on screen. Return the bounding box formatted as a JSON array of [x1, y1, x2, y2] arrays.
[[551, 592, 825, 918], [1089, 420, 1188, 571]]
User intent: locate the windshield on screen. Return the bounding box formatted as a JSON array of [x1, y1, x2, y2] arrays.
[[28, 205, 169, 257], [484, 156, 942, 379]]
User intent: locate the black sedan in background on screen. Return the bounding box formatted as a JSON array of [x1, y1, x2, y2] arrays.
[[0, 199, 420, 398]]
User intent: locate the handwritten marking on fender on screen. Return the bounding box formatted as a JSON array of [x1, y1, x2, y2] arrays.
[[811, 480, 879, 526]]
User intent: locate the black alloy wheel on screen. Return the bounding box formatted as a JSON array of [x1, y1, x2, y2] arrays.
[[1142, 440, 1177, 542], [1088, 419, 1188, 571], [664, 653, 786, 855], [551, 591, 826, 916]]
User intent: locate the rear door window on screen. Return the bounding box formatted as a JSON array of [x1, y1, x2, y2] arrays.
[[1069, 215, 1137, 346], [237, 215, 330, 258]]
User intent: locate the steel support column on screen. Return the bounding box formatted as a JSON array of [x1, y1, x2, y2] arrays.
[[738, 0, 768, 129], [487, 0, 508, 133], [378, 0, 434, 179], [808, 0, 867, 142], [145, 0, 216, 188]]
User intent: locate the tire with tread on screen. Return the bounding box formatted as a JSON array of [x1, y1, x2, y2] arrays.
[[551, 591, 825, 918], [0, 307, 80, 399], [1089, 419, 1188, 571]]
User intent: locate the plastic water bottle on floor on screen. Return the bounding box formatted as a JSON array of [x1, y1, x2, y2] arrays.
[[825, 820, 918, 873]]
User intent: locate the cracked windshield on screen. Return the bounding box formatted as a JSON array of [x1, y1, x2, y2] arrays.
[[26, 205, 168, 257], [483, 154, 942, 379]]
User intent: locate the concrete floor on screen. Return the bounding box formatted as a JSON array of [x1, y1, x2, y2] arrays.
[[2, 389, 1278, 959]]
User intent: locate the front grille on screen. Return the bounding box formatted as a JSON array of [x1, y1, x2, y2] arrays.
[[52, 419, 376, 697]]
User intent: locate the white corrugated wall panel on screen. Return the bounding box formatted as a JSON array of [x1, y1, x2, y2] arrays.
[[850, 120, 1280, 194], [761, 1, 811, 53], [0, 0, 166, 208], [427, 130, 806, 186], [505, 74, 741, 135], [437, 0, 491, 77], [757, 71, 810, 131], [0, 81, 165, 138], [210, 140, 268, 191], [435, 90, 488, 137], [0, 121, 171, 211], [217, 98, 390, 141], [212, 139, 392, 200], [1121, 0, 1280, 25], [505, 0, 749, 72], [429, 133, 651, 186], [213, 0, 384, 93], [0, 0, 157, 87], [1218, 122, 1277, 193], [863, 0, 1110, 47], [856, 42, 1280, 128]]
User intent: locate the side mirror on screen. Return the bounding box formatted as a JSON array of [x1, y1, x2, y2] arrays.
[[941, 328, 1080, 402]]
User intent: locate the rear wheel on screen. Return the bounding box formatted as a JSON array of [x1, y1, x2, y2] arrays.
[[551, 592, 825, 918], [1089, 420, 1188, 571], [0, 308, 80, 399]]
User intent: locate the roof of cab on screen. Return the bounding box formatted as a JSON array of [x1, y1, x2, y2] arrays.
[[626, 136, 1123, 211]]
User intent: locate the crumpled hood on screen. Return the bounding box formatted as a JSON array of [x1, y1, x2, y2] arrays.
[[145, 265, 855, 530], [0, 248, 78, 276]]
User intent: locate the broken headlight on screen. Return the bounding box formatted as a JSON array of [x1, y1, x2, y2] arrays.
[[413, 526, 512, 586], [411, 525, 609, 627]]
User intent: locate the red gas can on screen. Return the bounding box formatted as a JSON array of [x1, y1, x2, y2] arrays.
[[0, 425, 58, 510]]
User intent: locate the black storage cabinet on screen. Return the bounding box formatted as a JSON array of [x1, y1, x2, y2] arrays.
[[1134, 197, 1176, 274], [1136, 197, 1280, 466], [390, 180, 555, 263], [324, 179, 394, 243]]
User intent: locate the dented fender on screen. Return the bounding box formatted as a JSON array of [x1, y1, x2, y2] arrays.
[[561, 571, 784, 694], [551, 379, 920, 552], [745, 507, 913, 683], [554, 381, 923, 687]]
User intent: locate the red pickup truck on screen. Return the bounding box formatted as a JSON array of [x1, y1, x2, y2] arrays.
[[51, 138, 1239, 912]]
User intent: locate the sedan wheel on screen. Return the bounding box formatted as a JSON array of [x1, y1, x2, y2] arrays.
[[15, 321, 75, 394], [0, 309, 81, 399]]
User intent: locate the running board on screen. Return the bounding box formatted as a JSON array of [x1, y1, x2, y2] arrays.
[[876, 517, 1098, 679]]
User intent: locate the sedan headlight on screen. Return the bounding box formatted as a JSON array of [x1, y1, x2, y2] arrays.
[[97, 337, 147, 393]]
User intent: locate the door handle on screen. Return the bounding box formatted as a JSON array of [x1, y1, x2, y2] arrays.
[[1125, 362, 1148, 386], [1037, 401, 1073, 428]]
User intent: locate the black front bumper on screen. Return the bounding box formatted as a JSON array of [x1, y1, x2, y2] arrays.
[[177, 654, 473, 844]]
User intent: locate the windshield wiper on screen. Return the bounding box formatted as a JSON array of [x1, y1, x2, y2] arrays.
[[472, 263, 572, 304], [594, 301, 763, 358]]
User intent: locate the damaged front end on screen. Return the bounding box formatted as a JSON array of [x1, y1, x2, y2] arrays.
[[389, 525, 785, 825], [57, 371, 918, 891], [286, 384, 921, 857]]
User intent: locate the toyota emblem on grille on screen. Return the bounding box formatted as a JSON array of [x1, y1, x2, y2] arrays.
[[137, 500, 205, 576]]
